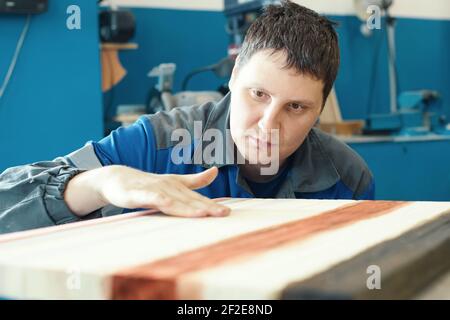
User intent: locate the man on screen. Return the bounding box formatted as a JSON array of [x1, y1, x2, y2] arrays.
[[0, 1, 374, 234]]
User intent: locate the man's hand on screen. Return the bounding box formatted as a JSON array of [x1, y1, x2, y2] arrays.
[[64, 165, 230, 218]]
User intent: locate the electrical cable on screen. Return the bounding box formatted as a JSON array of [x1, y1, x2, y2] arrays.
[[181, 65, 216, 91], [365, 28, 384, 116], [0, 14, 31, 101]]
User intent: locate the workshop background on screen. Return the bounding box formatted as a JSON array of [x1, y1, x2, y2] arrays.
[[0, 0, 449, 200]]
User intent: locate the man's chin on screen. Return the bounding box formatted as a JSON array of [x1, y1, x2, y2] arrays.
[[242, 150, 280, 166]]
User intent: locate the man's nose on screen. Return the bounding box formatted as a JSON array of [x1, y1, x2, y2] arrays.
[[258, 103, 281, 133]]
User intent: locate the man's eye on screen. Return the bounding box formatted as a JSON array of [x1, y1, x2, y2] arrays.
[[251, 89, 266, 99], [289, 103, 305, 112]]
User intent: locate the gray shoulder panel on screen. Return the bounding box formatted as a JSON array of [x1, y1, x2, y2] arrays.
[[63, 144, 103, 170], [311, 128, 373, 197], [145, 101, 215, 149]]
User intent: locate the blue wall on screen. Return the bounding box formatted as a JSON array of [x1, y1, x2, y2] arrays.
[[0, 0, 103, 172]]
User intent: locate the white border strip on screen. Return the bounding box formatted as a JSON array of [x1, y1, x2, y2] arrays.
[[110, 0, 450, 20], [108, 0, 224, 11], [294, 0, 450, 19], [389, 0, 450, 20]]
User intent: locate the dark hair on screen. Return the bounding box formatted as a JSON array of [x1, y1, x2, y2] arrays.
[[237, 0, 340, 107]]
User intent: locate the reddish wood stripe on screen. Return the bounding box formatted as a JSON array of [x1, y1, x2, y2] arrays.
[[111, 200, 406, 299]]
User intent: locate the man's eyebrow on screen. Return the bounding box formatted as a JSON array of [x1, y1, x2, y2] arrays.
[[246, 83, 317, 107], [289, 99, 316, 107], [247, 83, 271, 92]]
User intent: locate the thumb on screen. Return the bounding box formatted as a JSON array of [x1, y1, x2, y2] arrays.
[[175, 167, 219, 190]]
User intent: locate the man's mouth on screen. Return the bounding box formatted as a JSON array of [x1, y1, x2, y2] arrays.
[[248, 135, 276, 149]]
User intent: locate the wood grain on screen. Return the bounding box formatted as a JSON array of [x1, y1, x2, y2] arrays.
[[111, 201, 405, 299]]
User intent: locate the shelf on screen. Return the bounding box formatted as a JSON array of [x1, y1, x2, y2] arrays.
[[101, 43, 138, 50]]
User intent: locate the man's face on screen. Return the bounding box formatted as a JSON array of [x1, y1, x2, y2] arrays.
[[229, 49, 324, 173]]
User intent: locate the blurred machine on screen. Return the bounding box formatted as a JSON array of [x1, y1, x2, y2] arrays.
[[224, 0, 278, 55], [366, 90, 449, 136], [146, 62, 226, 113], [354, 0, 450, 136], [98, 0, 135, 43], [0, 0, 48, 14]]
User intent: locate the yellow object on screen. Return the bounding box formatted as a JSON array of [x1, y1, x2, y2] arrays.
[[100, 43, 138, 92]]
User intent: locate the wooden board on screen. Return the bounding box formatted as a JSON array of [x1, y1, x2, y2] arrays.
[[319, 88, 366, 136], [281, 212, 450, 299], [0, 199, 449, 300], [321, 88, 342, 123]]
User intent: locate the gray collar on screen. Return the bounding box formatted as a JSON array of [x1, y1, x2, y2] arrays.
[[192, 92, 341, 194]]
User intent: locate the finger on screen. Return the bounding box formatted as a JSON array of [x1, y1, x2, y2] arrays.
[[173, 167, 219, 190], [167, 183, 229, 217], [179, 194, 230, 217], [129, 189, 201, 217], [158, 197, 214, 218], [173, 183, 225, 207], [213, 197, 233, 202], [128, 180, 229, 217]]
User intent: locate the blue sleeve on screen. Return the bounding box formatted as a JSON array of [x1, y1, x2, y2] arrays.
[[356, 179, 376, 200], [91, 117, 157, 172]]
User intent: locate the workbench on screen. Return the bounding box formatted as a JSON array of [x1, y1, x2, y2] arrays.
[[344, 134, 450, 201], [0, 198, 449, 300]]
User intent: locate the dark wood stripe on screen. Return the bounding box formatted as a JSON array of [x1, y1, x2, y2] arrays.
[[111, 200, 406, 299], [281, 211, 450, 300]]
